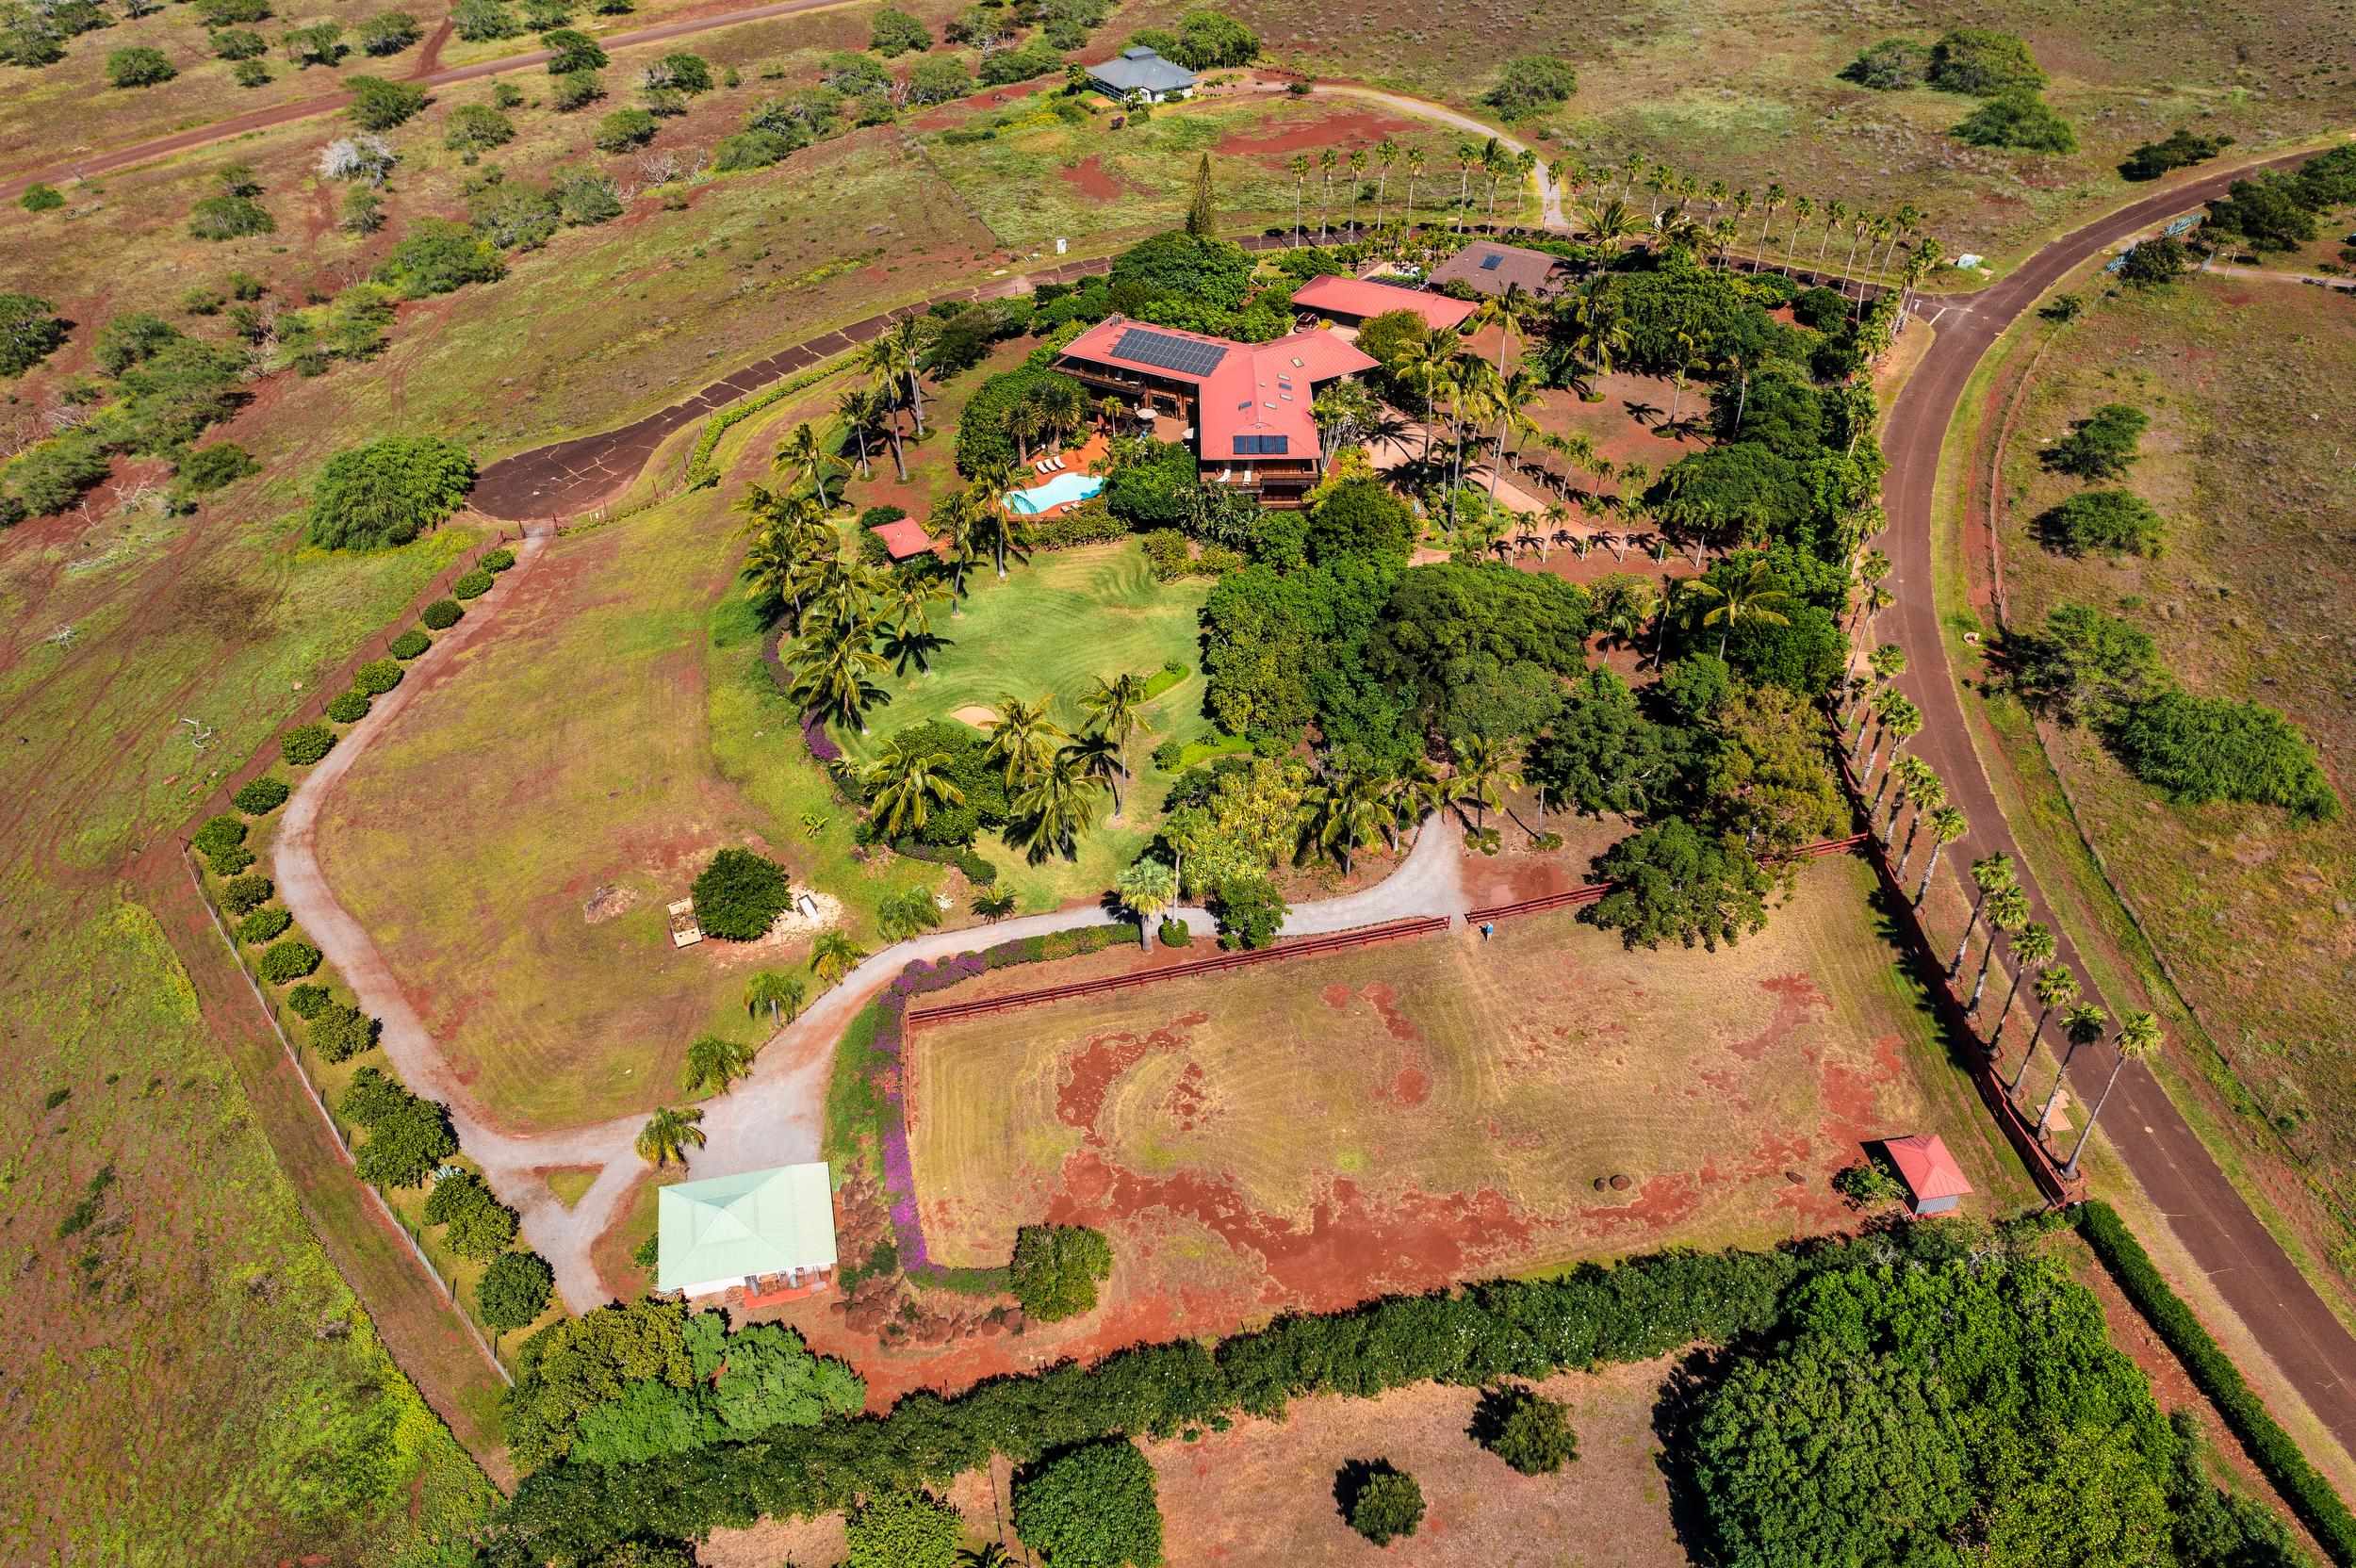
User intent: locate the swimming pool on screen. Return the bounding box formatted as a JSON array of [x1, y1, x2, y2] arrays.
[[1004, 471, 1104, 514]]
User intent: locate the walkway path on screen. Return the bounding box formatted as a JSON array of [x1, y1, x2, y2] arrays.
[[0, 0, 858, 199], [276, 584, 1468, 1310], [1304, 85, 1566, 230], [1876, 147, 2356, 1452]]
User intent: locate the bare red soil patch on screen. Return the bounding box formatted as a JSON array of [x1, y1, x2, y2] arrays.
[[1219, 109, 1417, 158], [1060, 154, 1121, 200]]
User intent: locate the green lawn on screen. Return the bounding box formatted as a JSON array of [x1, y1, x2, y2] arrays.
[[838, 542, 1216, 912]]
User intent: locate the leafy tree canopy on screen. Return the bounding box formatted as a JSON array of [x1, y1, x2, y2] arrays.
[[845, 1490, 963, 1568], [1014, 1438, 1165, 1568], [690, 846, 794, 940], [306, 434, 477, 549], [2035, 488, 2165, 558], [1010, 1223, 1114, 1323], [2110, 691, 2339, 821], [1927, 27, 2046, 96], [1953, 89, 2076, 154], [1580, 818, 1772, 951]]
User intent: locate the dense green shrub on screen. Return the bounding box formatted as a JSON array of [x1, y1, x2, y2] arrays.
[[285, 982, 332, 1019], [325, 691, 372, 724], [237, 906, 293, 944], [193, 813, 250, 858], [106, 46, 177, 87], [345, 1068, 458, 1186], [352, 657, 403, 696], [2122, 127, 2233, 181], [595, 106, 658, 151], [233, 57, 271, 86], [1840, 37, 1928, 90], [375, 219, 508, 297], [174, 441, 261, 495], [2206, 173, 2321, 253], [1209, 874, 1286, 950], [1481, 55, 1576, 120], [356, 8, 419, 53], [283, 722, 336, 766], [389, 629, 432, 660], [1790, 286, 1849, 333], [445, 103, 516, 154], [347, 74, 428, 129], [1015, 1438, 1163, 1568], [541, 25, 605, 71], [0, 294, 71, 378], [2044, 402, 2147, 480], [2119, 237, 2193, 288], [309, 1002, 381, 1063], [256, 938, 322, 985], [1474, 1386, 1579, 1475], [1952, 89, 2076, 153], [480, 546, 516, 572], [2075, 1200, 2356, 1563], [1343, 1462, 1424, 1545], [1156, 917, 1190, 947], [3, 435, 110, 514], [479, 1250, 553, 1331], [421, 597, 464, 629], [1926, 27, 2045, 95], [426, 1170, 520, 1257], [188, 192, 277, 240], [690, 847, 793, 940], [19, 184, 66, 212], [2110, 691, 2340, 820], [1008, 1224, 1113, 1322], [307, 436, 477, 550], [450, 567, 495, 599], [844, 1490, 962, 1568], [221, 873, 274, 917], [207, 843, 256, 877], [869, 5, 928, 54], [2036, 488, 2166, 557], [451, 0, 521, 40]]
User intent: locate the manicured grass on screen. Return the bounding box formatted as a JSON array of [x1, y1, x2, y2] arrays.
[[546, 1167, 599, 1209], [839, 541, 1215, 912], [907, 855, 2036, 1276]]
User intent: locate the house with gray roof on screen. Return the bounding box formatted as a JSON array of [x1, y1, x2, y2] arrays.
[[1086, 46, 1199, 105]]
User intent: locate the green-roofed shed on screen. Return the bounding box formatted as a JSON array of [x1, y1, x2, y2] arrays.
[[658, 1163, 839, 1298]]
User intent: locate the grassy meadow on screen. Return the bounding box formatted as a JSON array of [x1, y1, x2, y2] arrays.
[[1988, 270, 2356, 1291], [907, 854, 2036, 1278]]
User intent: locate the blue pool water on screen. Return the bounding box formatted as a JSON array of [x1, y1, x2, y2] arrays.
[[1005, 471, 1104, 514]]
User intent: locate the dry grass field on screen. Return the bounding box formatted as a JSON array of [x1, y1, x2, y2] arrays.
[[906, 855, 2033, 1289], [1991, 270, 2356, 1288]]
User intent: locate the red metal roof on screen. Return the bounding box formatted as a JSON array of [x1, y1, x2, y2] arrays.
[[1056, 317, 1377, 463], [1292, 273, 1478, 331], [873, 517, 937, 559], [1884, 1134, 1973, 1200]]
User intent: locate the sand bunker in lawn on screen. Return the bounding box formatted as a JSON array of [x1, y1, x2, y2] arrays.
[[908, 858, 2008, 1298]]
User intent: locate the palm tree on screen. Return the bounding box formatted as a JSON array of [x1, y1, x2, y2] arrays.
[[680, 1033, 756, 1095], [835, 388, 877, 480], [972, 890, 1017, 923], [972, 478, 1026, 580], [1815, 198, 1846, 278], [1883, 754, 1936, 845], [866, 734, 966, 838], [1060, 729, 1125, 819], [886, 314, 932, 436], [2037, 1004, 2109, 1138], [986, 694, 1064, 787], [1452, 139, 1481, 231], [1756, 181, 1785, 255], [1685, 561, 1792, 660], [1372, 138, 1399, 220], [1949, 853, 2016, 976], [1781, 194, 1813, 274], [1577, 196, 1637, 251], [1969, 884, 2032, 1013], [1913, 806, 1968, 906], [2008, 964, 2080, 1096], [1317, 147, 1338, 241], [1081, 672, 1149, 790], [1448, 735, 1521, 833], [1401, 147, 1425, 224], [744, 970, 806, 1028], [635, 1104, 706, 1168], [1286, 153, 1310, 242], [2064, 1012, 2162, 1177], [861, 331, 915, 480], [955, 1546, 1017, 1568], [1864, 694, 1921, 792], [810, 929, 867, 987], [1300, 770, 1387, 874], [1988, 922, 2055, 1051], [1010, 752, 1100, 864], [778, 421, 832, 509], [1347, 147, 1368, 239], [790, 618, 889, 734], [1115, 854, 1179, 949], [1892, 766, 1947, 877]]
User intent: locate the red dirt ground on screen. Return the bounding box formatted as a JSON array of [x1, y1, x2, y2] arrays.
[[1218, 109, 1418, 159], [1060, 155, 1122, 201]]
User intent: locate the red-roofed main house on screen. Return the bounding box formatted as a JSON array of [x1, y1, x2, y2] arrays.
[[1054, 316, 1379, 509]]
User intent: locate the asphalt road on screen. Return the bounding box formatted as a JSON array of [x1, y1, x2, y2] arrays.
[[1878, 150, 2356, 1452]]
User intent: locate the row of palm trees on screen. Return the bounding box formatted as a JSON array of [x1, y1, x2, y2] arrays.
[[1282, 135, 1542, 246], [1839, 596, 2158, 1181]]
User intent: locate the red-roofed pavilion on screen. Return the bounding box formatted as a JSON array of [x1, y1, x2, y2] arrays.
[[1883, 1134, 1972, 1217]]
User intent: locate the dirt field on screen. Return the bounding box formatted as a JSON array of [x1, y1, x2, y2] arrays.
[[906, 854, 2029, 1282], [1990, 270, 2356, 1291]]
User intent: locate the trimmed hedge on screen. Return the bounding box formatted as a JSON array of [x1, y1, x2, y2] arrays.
[[233, 775, 291, 814], [421, 597, 464, 630], [685, 352, 853, 486], [207, 843, 255, 877], [480, 546, 516, 572], [286, 982, 333, 1019], [284, 723, 336, 765], [256, 938, 323, 985], [450, 567, 495, 600], [352, 657, 404, 696], [389, 628, 432, 659], [326, 691, 373, 724], [2075, 1200, 2356, 1564], [891, 838, 997, 886], [237, 906, 292, 944]]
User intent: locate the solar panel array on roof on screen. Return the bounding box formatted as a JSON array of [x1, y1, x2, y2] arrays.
[[1113, 326, 1228, 377], [1235, 434, 1289, 454], [1479, 253, 1504, 270]]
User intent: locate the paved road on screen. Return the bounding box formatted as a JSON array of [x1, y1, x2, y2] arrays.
[[1878, 149, 2356, 1453], [0, 0, 857, 199]]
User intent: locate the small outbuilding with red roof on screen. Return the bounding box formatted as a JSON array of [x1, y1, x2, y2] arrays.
[[870, 516, 938, 562], [1883, 1133, 1972, 1217]]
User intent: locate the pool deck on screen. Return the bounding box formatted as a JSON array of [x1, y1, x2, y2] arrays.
[[1005, 433, 1109, 517]]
